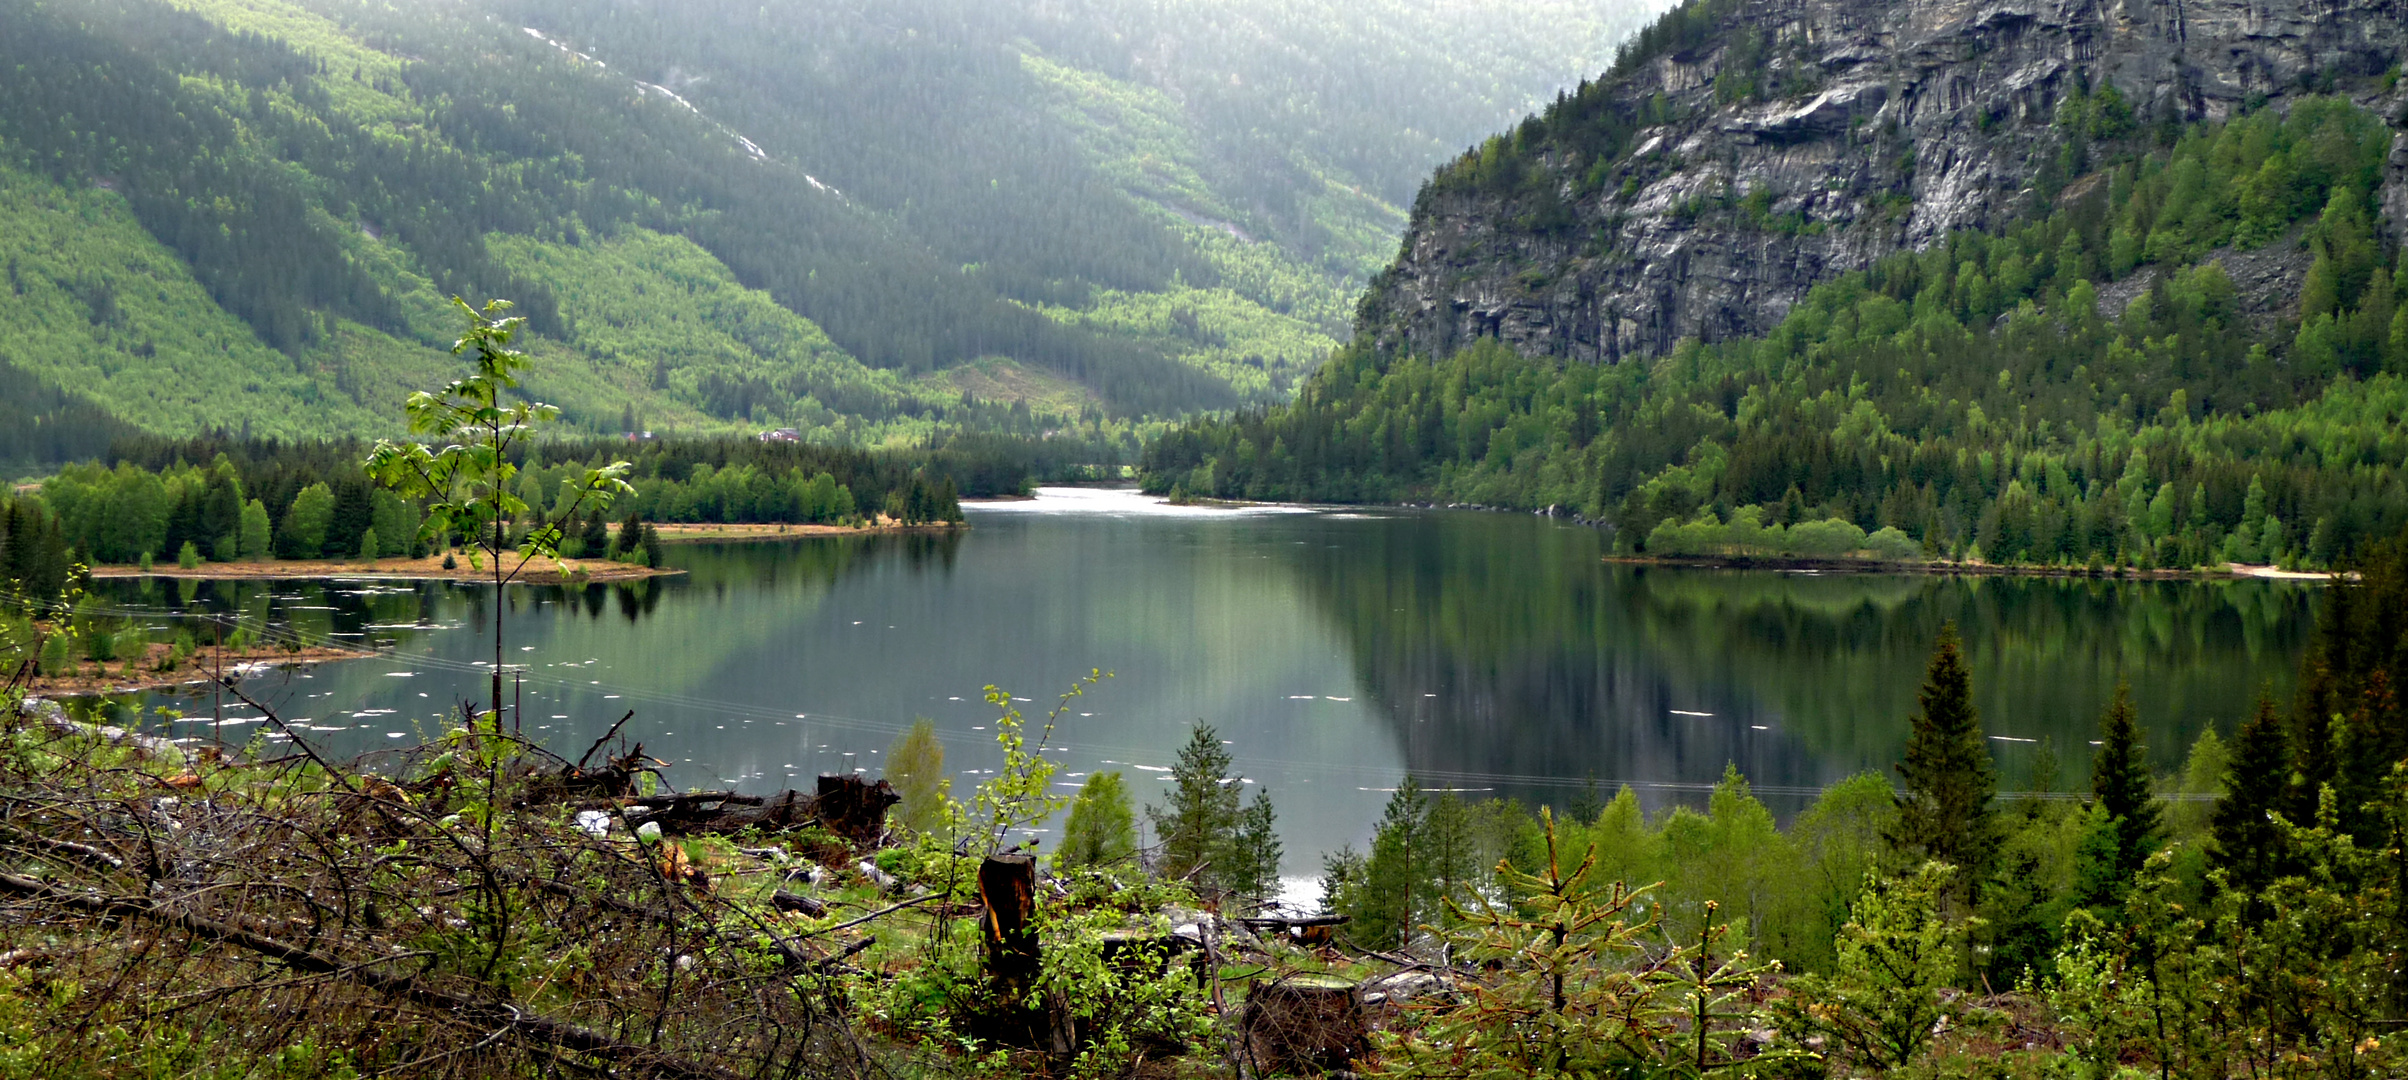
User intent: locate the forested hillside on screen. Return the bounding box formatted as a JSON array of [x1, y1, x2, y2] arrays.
[[1147, 63, 2408, 568], [0, 0, 1661, 474]]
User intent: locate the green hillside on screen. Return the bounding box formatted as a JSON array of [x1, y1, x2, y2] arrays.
[[0, 0, 1661, 471]]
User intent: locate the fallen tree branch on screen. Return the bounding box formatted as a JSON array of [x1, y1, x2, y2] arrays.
[[796, 893, 944, 939], [575, 711, 636, 772], [0, 870, 746, 1080]]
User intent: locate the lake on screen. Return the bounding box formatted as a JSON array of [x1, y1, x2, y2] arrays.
[[97, 487, 2320, 872]]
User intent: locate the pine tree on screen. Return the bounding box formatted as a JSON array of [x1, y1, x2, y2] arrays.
[[578, 510, 608, 557], [1889, 624, 1997, 895], [1356, 775, 1430, 949], [1148, 721, 1243, 891], [1226, 789, 1283, 906], [2210, 694, 2291, 895], [2089, 682, 2160, 881]]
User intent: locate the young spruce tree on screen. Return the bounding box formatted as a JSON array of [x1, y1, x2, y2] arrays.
[[1889, 623, 1997, 897], [1151, 722, 1241, 883], [2089, 682, 2160, 882], [2210, 693, 2291, 895], [1356, 775, 1430, 949], [1148, 722, 1279, 904]]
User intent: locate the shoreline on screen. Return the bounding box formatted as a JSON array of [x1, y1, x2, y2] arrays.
[[20, 641, 367, 699], [1134, 489, 2344, 584], [1601, 553, 2343, 582], [91, 552, 679, 583], [78, 521, 966, 582], [643, 520, 965, 544]]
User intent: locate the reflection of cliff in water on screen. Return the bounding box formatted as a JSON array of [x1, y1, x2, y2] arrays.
[[1284, 512, 2320, 811]]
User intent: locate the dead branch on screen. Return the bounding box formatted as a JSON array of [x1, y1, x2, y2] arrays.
[[0, 870, 745, 1080]]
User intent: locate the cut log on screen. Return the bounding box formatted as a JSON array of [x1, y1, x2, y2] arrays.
[[1241, 978, 1369, 1076], [770, 890, 827, 918], [20, 698, 186, 765], [1238, 913, 1350, 947]]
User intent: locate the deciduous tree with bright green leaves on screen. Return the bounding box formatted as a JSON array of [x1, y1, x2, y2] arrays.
[[1056, 771, 1137, 871], [365, 298, 632, 718], [884, 717, 950, 835]]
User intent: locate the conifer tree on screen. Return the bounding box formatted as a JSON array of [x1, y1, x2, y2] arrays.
[[577, 510, 608, 558], [1227, 789, 1283, 904], [2089, 682, 2160, 881], [1889, 624, 1996, 896], [1148, 721, 1243, 891], [2210, 693, 2291, 895], [1357, 775, 1430, 949]]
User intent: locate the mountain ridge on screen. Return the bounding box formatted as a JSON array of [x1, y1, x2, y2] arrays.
[[1356, 0, 2408, 365], [0, 0, 1661, 468]]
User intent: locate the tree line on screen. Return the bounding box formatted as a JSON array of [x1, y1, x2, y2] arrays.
[[0, 433, 988, 582], [1147, 97, 2408, 570]]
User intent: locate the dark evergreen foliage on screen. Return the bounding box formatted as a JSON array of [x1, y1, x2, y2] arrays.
[[0, 358, 140, 476], [0, 497, 75, 606], [1147, 722, 1244, 897], [2210, 694, 2292, 895], [2293, 530, 2408, 840], [1889, 624, 1996, 889], [2087, 683, 2160, 882]]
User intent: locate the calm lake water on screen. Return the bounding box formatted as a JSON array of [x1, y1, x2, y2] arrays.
[[96, 487, 2321, 871]]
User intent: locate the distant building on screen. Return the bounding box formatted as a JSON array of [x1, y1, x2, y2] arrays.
[[624, 430, 657, 441], [759, 428, 801, 443]]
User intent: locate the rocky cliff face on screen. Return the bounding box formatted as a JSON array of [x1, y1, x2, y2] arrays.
[[1359, 0, 2408, 364]]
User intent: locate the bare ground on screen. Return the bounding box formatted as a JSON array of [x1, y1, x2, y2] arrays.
[[20, 640, 366, 698]]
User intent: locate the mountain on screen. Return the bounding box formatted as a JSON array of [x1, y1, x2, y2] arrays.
[[1357, 0, 2408, 361], [0, 0, 1661, 469], [1145, 0, 2408, 567]]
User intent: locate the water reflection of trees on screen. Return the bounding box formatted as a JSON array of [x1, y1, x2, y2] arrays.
[[1285, 512, 2319, 809]]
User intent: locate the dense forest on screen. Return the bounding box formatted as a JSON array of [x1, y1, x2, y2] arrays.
[[0, 0, 1659, 462], [0, 433, 1004, 585], [1146, 95, 2408, 568]]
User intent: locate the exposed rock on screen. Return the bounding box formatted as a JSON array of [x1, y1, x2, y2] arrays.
[[1359, 968, 1453, 1005], [1358, 0, 2408, 365]]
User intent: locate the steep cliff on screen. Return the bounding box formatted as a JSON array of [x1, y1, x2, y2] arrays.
[[1359, 0, 2408, 364]]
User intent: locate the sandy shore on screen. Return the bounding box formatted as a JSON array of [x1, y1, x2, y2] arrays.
[[89, 552, 676, 583], [79, 521, 964, 582]]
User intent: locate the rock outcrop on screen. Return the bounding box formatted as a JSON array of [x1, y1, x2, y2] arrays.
[[1358, 0, 2408, 364]]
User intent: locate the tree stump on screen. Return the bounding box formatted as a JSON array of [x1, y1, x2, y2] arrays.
[[813, 774, 900, 843], [978, 854, 1040, 983], [1241, 978, 1369, 1076]]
